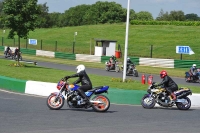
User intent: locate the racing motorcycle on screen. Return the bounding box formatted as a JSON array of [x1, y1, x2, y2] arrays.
[[47, 79, 110, 112], [185, 72, 200, 83], [105, 61, 120, 72], [141, 82, 192, 110], [121, 64, 138, 77], [13, 52, 22, 61], [4, 50, 14, 58]]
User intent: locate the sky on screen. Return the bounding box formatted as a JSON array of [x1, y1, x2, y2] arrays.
[[37, 0, 200, 19]]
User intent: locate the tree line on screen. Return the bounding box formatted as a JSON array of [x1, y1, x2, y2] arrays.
[[0, 0, 199, 29]]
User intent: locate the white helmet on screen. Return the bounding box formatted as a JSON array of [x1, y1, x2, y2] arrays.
[[76, 64, 85, 73], [193, 64, 196, 67]]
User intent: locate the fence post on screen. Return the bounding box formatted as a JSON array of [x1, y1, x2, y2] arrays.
[[180, 54, 182, 60], [2, 37, 3, 46], [40, 39, 42, 50], [55, 41, 57, 52], [72, 41, 75, 54], [26, 39, 28, 49], [150, 45, 153, 58]]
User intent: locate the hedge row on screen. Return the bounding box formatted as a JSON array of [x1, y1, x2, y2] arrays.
[[130, 20, 200, 26]]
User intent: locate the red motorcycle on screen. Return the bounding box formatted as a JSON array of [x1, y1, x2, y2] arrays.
[[105, 61, 120, 72]]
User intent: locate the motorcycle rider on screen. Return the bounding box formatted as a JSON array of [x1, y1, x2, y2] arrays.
[[14, 47, 20, 57], [188, 64, 197, 80], [126, 57, 134, 72], [5, 46, 11, 56], [64, 64, 92, 106], [108, 56, 116, 70], [155, 70, 178, 101]]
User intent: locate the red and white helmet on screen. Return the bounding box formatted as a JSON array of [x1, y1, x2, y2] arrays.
[[160, 70, 167, 78]]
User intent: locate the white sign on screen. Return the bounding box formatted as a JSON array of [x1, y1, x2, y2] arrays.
[[176, 46, 194, 55], [74, 32, 77, 36], [29, 39, 37, 45]]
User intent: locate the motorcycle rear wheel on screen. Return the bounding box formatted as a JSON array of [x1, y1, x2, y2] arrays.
[[47, 94, 64, 110], [141, 95, 156, 109], [91, 95, 110, 112], [176, 97, 191, 110]]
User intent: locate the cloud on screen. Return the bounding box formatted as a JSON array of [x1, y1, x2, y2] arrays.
[[151, 0, 178, 3]]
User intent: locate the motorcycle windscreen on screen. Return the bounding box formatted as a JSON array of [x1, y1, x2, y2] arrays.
[[95, 86, 109, 94]]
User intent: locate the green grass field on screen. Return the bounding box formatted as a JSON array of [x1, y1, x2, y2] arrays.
[[1, 24, 200, 60]]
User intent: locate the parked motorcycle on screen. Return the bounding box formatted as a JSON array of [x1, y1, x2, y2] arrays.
[[141, 82, 192, 110], [185, 72, 200, 83], [105, 61, 120, 72], [121, 64, 138, 77], [47, 79, 110, 112]]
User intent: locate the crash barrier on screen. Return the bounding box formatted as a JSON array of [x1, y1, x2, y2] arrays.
[[174, 59, 200, 68], [139, 58, 174, 68], [55, 52, 76, 60], [0, 75, 200, 107], [1, 46, 200, 69], [36, 50, 55, 58], [76, 54, 101, 63]]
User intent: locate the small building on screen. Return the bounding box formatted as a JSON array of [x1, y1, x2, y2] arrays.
[[94, 38, 117, 56]]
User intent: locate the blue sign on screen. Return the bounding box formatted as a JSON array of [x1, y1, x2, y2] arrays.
[[29, 39, 37, 45], [176, 46, 194, 55]]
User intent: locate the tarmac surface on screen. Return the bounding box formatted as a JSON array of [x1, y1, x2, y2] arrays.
[[0, 89, 200, 133]]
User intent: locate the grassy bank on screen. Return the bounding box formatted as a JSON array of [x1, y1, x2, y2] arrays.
[[1, 24, 200, 60]]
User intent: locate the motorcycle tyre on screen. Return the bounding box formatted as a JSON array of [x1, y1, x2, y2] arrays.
[[115, 66, 120, 72], [46, 94, 64, 110], [91, 95, 110, 112], [176, 97, 191, 110], [133, 70, 139, 77], [141, 95, 156, 109]]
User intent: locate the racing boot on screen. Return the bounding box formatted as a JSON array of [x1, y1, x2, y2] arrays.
[[170, 92, 177, 101]]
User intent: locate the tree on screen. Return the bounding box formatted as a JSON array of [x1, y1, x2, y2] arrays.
[[185, 13, 199, 21], [37, 2, 51, 28], [3, 0, 40, 62], [168, 10, 185, 21], [136, 11, 153, 21]]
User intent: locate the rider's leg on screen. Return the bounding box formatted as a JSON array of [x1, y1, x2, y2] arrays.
[[77, 85, 92, 102], [166, 86, 177, 101]]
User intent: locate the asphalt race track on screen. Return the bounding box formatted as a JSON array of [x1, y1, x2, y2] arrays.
[[0, 89, 200, 133]]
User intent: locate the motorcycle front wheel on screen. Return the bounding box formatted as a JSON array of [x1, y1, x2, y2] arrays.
[[91, 95, 110, 112], [47, 94, 64, 110], [133, 70, 139, 77], [141, 94, 156, 109], [176, 97, 191, 110]]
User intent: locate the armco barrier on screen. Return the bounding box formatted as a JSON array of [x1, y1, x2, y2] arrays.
[[76, 54, 101, 63], [21, 48, 36, 55], [55, 52, 76, 60], [0, 46, 4, 51], [174, 59, 200, 68], [139, 58, 174, 68], [0, 76, 26, 93], [36, 50, 55, 57]]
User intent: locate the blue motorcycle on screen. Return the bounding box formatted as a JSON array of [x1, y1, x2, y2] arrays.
[[47, 79, 110, 112]]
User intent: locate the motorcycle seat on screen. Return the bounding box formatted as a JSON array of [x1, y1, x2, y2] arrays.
[[88, 86, 103, 92]]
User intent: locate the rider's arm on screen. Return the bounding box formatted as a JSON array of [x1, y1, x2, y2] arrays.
[[157, 76, 168, 86]]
